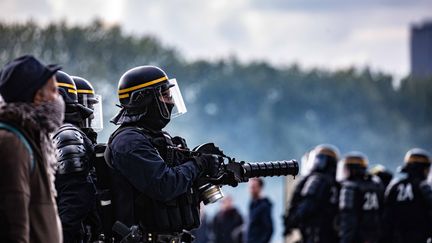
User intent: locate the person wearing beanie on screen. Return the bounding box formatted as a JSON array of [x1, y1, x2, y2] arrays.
[[0, 55, 64, 243]]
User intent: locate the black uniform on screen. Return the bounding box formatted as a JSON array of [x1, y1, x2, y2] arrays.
[[285, 173, 339, 243], [383, 175, 432, 243], [53, 123, 97, 243], [284, 176, 308, 233], [339, 175, 384, 243], [108, 126, 201, 241]]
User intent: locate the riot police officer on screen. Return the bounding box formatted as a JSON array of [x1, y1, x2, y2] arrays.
[[338, 152, 384, 243], [53, 71, 100, 243], [283, 144, 340, 243], [106, 66, 220, 242], [382, 148, 432, 243]]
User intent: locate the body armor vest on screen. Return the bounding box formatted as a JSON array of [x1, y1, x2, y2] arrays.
[[357, 177, 383, 240], [298, 173, 339, 243], [385, 176, 432, 241], [340, 176, 383, 243], [109, 126, 201, 233]]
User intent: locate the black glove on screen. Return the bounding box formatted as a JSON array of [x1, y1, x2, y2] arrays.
[[194, 154, 221, 177], [172, 136, 188, 149]]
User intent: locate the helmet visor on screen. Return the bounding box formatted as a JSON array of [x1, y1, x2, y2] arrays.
[[168, 79, 187, 118], [154, 78, 187, 119], [81, 94, 103, 132]]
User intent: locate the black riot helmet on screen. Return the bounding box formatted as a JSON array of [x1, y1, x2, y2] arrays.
[[56, 71, 93, 126], [111, 66, 187, 130], [56, 71, 78, 104], [400, 148, 431, 179], [310, 144, 340, 176], [72, 76, 103, 132], [337, 151, 369, 181], [72, 76, 97, 106]]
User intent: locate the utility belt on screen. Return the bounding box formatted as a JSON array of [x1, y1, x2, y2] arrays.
[[112, 221, 194, 243], [143, 232, 192, 243]]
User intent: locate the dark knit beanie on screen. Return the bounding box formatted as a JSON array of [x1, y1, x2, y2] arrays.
[[0, 55, 61, 103]]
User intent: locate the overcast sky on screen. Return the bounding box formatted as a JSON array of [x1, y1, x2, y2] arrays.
[[1, 0, 431, 79]]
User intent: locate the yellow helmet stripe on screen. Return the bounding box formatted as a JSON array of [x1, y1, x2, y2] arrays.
[[119, 93, 130, 99], [317, 149, 337, 158], [345, 158, 367, 166], [68, 89, 78, 94], [77, 89, 95, 94], [118, 76, 167, 95], [57, 82, 76, 89], [406, 156, 430, 164]]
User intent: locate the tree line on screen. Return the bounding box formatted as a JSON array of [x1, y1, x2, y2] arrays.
[[1, 20, 431, 170]]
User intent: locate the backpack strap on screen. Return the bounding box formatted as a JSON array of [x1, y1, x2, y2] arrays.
[[0, 122, 34, 173]]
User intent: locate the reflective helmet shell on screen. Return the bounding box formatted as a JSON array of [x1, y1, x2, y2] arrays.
[[342, 151, 369, 168], [117, 66, 169, 108], [403, 148, 431, 165], [337, 151, 369, 181], [400, 148, 431, 173], [310, 144, 340, 173], [72, 76, 96, 105], [56, 71, 78, 104]]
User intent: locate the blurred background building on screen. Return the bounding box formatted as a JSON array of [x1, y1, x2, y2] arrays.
[[411, 21, 432, 79]]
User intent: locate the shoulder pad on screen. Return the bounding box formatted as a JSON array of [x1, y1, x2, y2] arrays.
[[339, 182, 357, 210], [301, 174, 322, 197], [53, 124, 89, 175], [53, 124, 85, 147]]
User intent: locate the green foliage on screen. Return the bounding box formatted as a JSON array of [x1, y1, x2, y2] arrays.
[[1, 20, 431, 170]]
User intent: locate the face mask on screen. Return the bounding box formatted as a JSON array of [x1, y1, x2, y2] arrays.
[[35, 95, 65, 132], [144, 102, 173, 130], [134, 100, 174, 131]]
